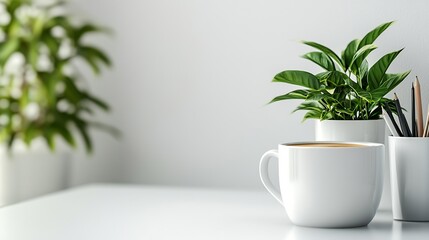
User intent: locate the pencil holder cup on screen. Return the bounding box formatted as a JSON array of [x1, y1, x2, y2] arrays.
[[389, 136, 429, 221]]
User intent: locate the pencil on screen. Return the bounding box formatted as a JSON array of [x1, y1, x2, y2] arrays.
[[384, 104, 403, 137], [394, 93, 411, 137], [412, 84, 416, 137], [424, 104, 429, 137], [382, 109, 400, 136], [414, 77, 424, 136]]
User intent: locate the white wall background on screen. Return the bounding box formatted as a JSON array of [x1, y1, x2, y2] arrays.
[[68, 0, 429, 203]]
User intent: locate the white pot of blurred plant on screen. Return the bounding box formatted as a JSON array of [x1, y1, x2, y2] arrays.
[[0, 139, 71, 207]]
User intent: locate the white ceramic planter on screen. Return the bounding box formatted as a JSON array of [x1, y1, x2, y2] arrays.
[[0, 139, 70, 206], [315, 119, 385, 144]]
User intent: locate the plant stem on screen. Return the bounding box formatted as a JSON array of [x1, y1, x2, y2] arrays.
[[320, 99, 329, 109], [365, 102, 369, 120]]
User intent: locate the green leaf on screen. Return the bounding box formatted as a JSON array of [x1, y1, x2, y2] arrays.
[[72, 118, 93, 153], [63, 76, 83, 103], [78, 125, 92, 153], [380, 70, 411, 93], [32, 15, 45, 37], [7, 132, 16, 150], [77, 46, 112, 75], [88, 121, 121, 138], [0, 127, 11, 143], [28, 41, 39, 69], [302, 52, 335, 71], [359, 60, 369, 76], [358, 21, 394, 49], [269, 89, 310, 103], [368, 102, 383, 119], [79, 106, 94, 114], [82, 92, 110, 111], [0, 38, 19, 67], [316, 71, 330, 79], [85, 56, 101, 74], [273, 70, 321, 90], [41, 32, 60, 55], [347, 70, 409, 102], [316, 71, 349, 89], [366, 88, 390, 101], [7, 0, 24, 13], [381, 98, 400, 115], [320, 111, 335, 120], [45, 0, 67, 9], [325, 71, 349, 87], [359, 59, 369, 89], [293, 101, 324, 113], [43, 127, 56, 151], [302, 41, 344, 70], [367, 49, 403, 90], [306, 91, 335, 101], [23, 124, 39, 146], [348, 44, 377, 70], [78, 46, 112, 66], [344, 78, 370, 100], [45, 16, 73, 34], [74, 24, 106, 43], [336, 108, 354, 116], [342, 39, 360, 69], [39, 63, 64, 106], [56, 125, 76, 147], [303, 110, 322, 121]]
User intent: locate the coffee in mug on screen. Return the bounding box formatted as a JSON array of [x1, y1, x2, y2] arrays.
[[288, 143, 364, 148]]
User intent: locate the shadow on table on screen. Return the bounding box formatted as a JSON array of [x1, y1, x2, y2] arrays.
[[392, 220, 429, 236], [284, 217, 394, 240], [284, 225, 387, 240], [284, 217, 429, 240]]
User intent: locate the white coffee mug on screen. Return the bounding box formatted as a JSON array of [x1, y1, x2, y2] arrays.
[[260, 142, 384, 228]]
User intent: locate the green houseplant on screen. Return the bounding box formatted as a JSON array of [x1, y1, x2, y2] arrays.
[[270, 21, 410, 121], [0, 0, 113, 152], [0, 0, 114, 206]]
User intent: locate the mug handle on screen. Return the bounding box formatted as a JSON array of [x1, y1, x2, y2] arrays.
[[259, 150, 283, 205]]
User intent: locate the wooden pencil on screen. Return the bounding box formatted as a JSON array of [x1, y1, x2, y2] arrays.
[[424, 104, 429, 137], [412, 84, 416, 137], [414, 77, 424, 136]]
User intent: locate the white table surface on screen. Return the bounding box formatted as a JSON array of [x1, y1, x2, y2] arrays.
[[0, 184, 428, 240]]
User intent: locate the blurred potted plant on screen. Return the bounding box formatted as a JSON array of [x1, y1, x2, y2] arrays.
[[270, 21, 410, 143], [0, 0, 114, 206]]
